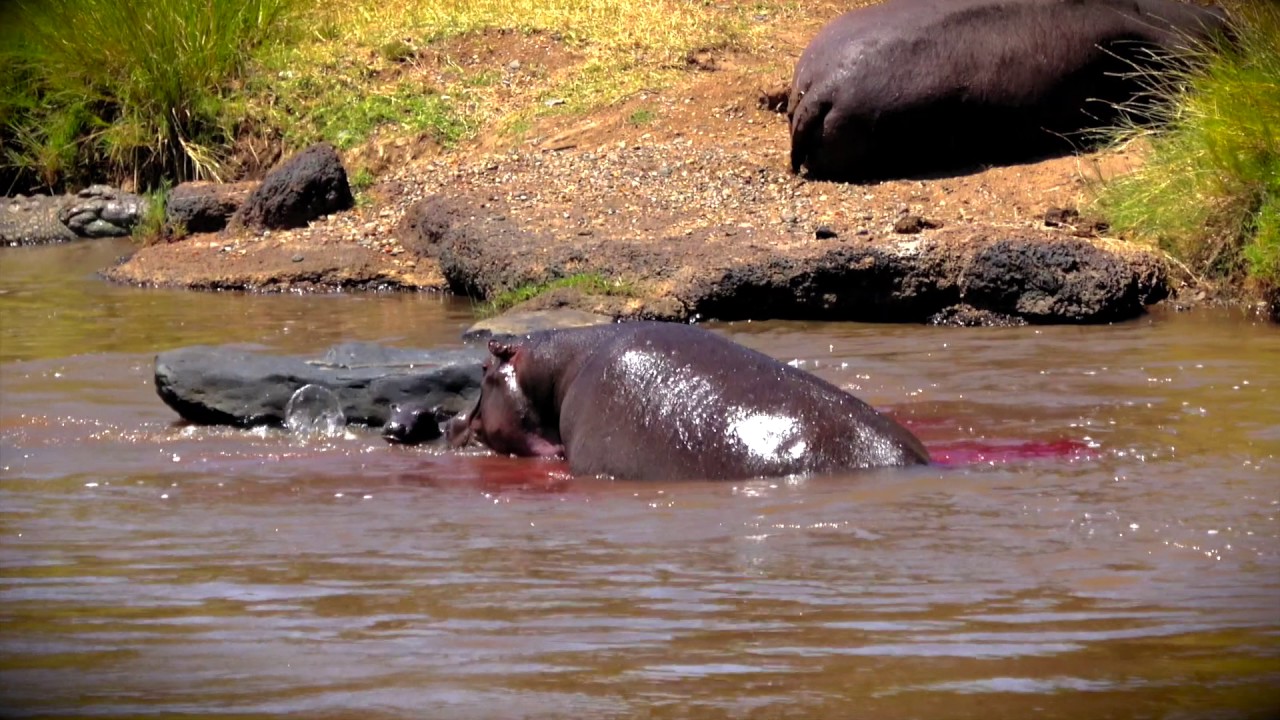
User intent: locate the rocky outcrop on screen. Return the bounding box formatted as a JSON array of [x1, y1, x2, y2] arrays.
[[957, 236, 1164, 322], [685, 232, 1166, 324], [397, 193, 493, 258], [235, 143, 354, 231], [154, 341, 484, 428], [2, 185, 146, 245], [166, 181, 255, 234], [422, 191, 1168, 325]]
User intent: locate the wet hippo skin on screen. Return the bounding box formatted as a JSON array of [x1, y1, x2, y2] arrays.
[[382, 402, 446, 444], [787, 0, 1229, 181], [445, 322, 929, 480]]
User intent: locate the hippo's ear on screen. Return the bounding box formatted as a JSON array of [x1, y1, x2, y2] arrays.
[[488, 339, 520, 362]]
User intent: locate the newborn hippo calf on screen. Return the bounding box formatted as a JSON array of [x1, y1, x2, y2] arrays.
[[446, 322, 929, 481], [382, 402, 445, 444], [788, 0, 1228, 181]]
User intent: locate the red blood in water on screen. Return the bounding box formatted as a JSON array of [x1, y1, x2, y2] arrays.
[[392, 452, 575, 493]]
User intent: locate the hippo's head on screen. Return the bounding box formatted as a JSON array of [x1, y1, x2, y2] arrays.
[[445, 339, 565, 459], [382, 402, 446, 445]]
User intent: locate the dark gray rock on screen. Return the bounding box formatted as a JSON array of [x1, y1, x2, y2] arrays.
[[154, 341, 484, 428], [236, 142, 354, 230], [928, 304, 1027, 327], [1043, 206, 1080, 228], [692, 234, 1167, 324], [397, 193, 541, 262], [413, 195, 561, 299], [893, 215, 941, 234], [167, 181, 255, 234], [958, 237, 1162, 322]]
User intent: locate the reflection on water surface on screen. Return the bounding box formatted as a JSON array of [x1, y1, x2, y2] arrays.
[[1, 241, 1278, 718]]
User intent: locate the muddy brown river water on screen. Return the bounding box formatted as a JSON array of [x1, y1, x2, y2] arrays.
[[1, 240, 1277, 719]]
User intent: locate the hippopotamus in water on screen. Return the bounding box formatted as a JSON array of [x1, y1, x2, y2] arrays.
[[788, 0, 1229, 182], [382, 402, 446, 444], [444, 322, 929, 481]]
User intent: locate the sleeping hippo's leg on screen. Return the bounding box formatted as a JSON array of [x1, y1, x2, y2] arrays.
[[789, 91, 831, 175], [790, 83, 874, 180]]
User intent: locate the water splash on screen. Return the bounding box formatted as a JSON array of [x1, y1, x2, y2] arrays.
[[284, 384, 346, 438]]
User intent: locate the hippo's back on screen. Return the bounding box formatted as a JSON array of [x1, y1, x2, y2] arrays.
[[555, 322, 929, 480]]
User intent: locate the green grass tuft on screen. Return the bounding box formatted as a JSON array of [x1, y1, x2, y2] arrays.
[[483, 273, 636, 315], [628, 108, 657, 126], [132, 183, 182, 246], [379, 38, 418, 63], [349, 166, 377, 193], [1092, 1, 1280, 294], [308, 86, 472, 151]]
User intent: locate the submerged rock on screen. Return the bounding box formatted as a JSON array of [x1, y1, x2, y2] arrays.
[[154, 341, 484, 428]]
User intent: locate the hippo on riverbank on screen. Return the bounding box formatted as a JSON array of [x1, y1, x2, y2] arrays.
[[443, 322, 929, 481], [788, 0, 1229, 182]]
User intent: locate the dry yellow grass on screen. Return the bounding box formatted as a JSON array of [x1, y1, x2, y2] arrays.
[[254, 0, 804, 159], [315, 0, 753, 61]]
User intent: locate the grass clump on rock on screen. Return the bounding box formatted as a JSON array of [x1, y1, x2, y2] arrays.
[[1093, 1, 1279, 302], [1, 0, 296, 191], [484, 274, 637, 315]]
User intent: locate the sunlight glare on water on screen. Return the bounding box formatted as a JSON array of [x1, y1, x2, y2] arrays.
[[1, 241, 1278, 718]]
